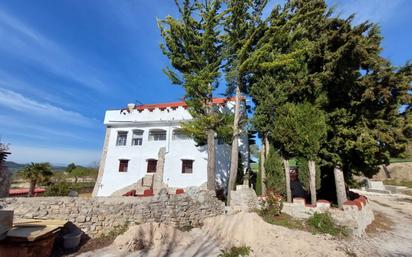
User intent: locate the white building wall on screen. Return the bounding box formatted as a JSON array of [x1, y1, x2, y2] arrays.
[[96, 101, 247, 196]]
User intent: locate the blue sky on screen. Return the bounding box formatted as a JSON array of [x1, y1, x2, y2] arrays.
[[0, 0, 411, 166]]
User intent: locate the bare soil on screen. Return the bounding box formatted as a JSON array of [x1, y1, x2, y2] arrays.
[[73, 192, 412, 257]]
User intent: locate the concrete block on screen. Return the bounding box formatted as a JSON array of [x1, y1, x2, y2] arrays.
[[293, 198, 306, 206], [366, 179, 386, 190]]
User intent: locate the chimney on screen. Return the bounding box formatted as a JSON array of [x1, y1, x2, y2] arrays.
[[127, 103, 135, 112]]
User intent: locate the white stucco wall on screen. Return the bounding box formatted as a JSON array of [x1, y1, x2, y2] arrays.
[[96, 102, 247, 196]]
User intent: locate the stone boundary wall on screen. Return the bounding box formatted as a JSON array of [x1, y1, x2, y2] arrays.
[[282, 196, 374, 236], [0, 189, 224, 238]]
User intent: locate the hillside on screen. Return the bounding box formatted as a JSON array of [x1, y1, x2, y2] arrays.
[[5, 161, 66, 173]]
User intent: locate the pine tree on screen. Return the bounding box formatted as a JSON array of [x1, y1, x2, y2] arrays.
[[158, 0, 223, 191]]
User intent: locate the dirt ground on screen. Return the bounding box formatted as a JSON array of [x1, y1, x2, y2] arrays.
[[349, 191, 412, 257], [74, 192, 412, 257]]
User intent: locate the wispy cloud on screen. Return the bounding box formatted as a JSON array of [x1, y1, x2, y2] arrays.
[[8, 144, 100, 166], [0, 88, 96, 127], [0, 114, 98, 142], [331, 0, 406, 25], [0, 9, 109, 93]]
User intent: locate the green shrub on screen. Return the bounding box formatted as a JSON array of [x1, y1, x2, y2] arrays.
[[306, 212, 348, 237], [260, 212, 305, 230], [44, 182, 71, 196], [44, 181, 96, 196], [296, 157, 320, 190], [265, 148, 285, 195], [219, 246, 252, 257]]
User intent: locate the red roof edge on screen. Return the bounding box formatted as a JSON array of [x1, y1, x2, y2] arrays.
[[133, 97, 239, 111]]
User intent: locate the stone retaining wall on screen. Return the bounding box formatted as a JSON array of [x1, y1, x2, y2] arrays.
[[0, 188, 224, 238], [282, 196, 374, 236]]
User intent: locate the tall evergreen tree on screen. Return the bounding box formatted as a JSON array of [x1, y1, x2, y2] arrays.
[[158, 0, 223, 191], [250, 0, 412, 206], [271, 102, 326, 204], [223, 0, 267, 202], [264, 147, 285, 195]]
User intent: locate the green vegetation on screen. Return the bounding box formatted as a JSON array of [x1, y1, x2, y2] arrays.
[[260, 212, 306, 231], [219, 246, 252, 257], [264, 148, 285, 195], [306, 212, 348, 237], [19, 163, 53, 197], [44, 181, 95, 196], [383, 180, 412, 189], [296, 157, 321, 191], [260, 211, 348, 238], [389, 158, 412, 163], [159, 0, 412, 202]]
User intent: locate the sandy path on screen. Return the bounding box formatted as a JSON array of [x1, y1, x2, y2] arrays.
[[349, 192, 412, 257]]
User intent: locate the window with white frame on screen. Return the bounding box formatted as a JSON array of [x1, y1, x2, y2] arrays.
[[148, 129, 166, 141], [132, 129, 144, 146], [116, 131, 128, 146], [172, 129, 189, 140]]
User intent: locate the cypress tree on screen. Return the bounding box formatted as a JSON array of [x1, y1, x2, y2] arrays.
[[264, 147, 286, 195], [224, 0, 268, 202], [158, 0, 224, 191]]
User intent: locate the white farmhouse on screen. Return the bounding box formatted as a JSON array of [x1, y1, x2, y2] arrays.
[[93, 98, 249, 197]]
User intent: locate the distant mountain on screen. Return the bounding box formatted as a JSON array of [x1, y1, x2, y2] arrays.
[[5, 161, 66, 173], [5, 161, 25, 173]]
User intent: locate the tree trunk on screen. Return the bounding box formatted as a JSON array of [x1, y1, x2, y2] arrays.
[[334, 166, 347, 208], [207, 129, 216, 191], [260, 144, 266, 196], [264, 136, 270, 157], [308, 160, 317, 205], [28, 180, 36, 197], [227, 85, 242, 204], [283, 158, 292, 203]]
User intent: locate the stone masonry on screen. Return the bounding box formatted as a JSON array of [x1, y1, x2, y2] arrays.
[[0, 188, 224, 238], [229, 185, 260, 212], [282, 196, 374, 236]]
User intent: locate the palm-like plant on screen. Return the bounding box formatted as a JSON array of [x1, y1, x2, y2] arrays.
[[0, 143, 11, 197], [20, 163, 53, 197]]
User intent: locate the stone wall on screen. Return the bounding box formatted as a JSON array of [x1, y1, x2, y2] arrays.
[[0, 188, 224, 238], [282, 196, 374, 236], [229, 185, 260, 213]]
